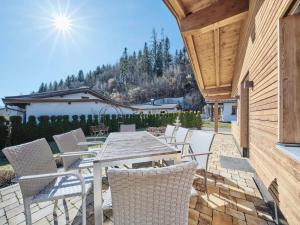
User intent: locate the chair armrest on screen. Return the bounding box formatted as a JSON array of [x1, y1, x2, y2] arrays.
[[86, 137, 106, 141], [77, 141, 104, 146], [182, 152, 212, 158], [157, 135, 173, 139], [14, 172, 86, 195], [59, 151, 98, 157]]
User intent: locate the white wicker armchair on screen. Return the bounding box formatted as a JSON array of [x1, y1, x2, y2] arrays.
[[72, 128, 104, 150], [168, 127, 189, 152], [53, 131, 97, 171], [107, 161, 197, 225], [3, 138, 92, 225], [157, 124, 176, 143], [181, 130, 215, 199]]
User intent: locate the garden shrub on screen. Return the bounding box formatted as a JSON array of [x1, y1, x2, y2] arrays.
[[0, 116, 9, 158], [0, 170, 15, 188]]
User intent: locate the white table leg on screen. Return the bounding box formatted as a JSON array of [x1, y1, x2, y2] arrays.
[[94, 161, 103, 225]]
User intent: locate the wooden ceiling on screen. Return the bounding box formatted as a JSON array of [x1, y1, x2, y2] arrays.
[[164, 0, 249, 100]]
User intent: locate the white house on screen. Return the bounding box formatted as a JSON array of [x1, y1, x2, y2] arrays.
[[132, 103, 179, 114], [0, 106, 25, 118], [2, 87, 134, 121], [204, 99, 237, 122]]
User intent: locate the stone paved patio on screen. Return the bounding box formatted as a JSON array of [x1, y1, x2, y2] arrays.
[[0, 133, 276, 225]]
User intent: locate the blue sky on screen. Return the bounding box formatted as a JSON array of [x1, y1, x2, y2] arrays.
[[0, 0, 183, 100]]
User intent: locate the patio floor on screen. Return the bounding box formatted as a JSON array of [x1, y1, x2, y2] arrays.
[[0, 133, 276, 225]]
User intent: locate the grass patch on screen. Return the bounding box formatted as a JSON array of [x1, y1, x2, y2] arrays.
[[202, 121, 232, 129]]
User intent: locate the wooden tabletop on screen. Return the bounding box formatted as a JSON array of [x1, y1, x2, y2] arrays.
[[94, 131, 180, 163]]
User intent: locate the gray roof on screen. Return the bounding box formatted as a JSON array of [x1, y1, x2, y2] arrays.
[[2, 87, 133, 109], [132, 104, 178, 110]]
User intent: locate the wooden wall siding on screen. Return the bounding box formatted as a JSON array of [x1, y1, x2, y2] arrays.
[[232, 0, 299, 224], [279, 14, 300, 144], [164, 0, 248, 99]]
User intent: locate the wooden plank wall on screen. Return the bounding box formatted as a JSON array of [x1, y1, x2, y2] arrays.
[[232, 0, 300, 224]]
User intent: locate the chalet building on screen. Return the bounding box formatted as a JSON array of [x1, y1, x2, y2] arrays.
[[2, 87, 133, 121], [164, 0, 300, 224]]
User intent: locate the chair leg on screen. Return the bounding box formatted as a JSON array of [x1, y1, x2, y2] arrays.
[[274, 202, 279, 225], [204, 169, 209, 200], [82, 194, 87, 225], [24, 200, 32, 225]]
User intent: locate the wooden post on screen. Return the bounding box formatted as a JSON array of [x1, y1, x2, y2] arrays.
[[214, 102, 219, 133]]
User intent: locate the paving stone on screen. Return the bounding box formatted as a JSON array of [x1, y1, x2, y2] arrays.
[[8, 212, 25, 225], [230, 190, 246, 200], [0, 216, 7, 225], [233, 218, 247, 225], [189, 208, 200, 222], [237, 199, 257, 216], [245, 214, 268, 225], [189, 196, 198, 209], [226, 207, 245, 220], [212, 210, 233, 225], [199, 212, 213, 223], [6, 205, 24, 219], [207, 194, 226, 212], [195, 203, 213, 216]]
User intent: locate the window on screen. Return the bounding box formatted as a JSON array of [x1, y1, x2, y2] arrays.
[[231, 105, 237, 115], [81, 96, 89, 99], [279, 10, 300, 144]]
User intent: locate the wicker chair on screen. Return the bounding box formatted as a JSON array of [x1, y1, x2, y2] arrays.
[[72, 128, 104, 150], [181, 130, 215, 199], [120, 124, 136, 132], [108, 161, 197, 225], [169, 127, 189, 153], [53, 131, 97, 171], [3, 138, 92, 225], [157, 125, 176, 143]]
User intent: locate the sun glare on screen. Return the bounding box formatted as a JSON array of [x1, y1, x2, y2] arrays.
[[53, 15, 72, 32]]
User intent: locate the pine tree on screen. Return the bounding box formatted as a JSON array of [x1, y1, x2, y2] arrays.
[[65, 76, 71, 88], [142, 42, 152, 76], [155, 41, 163, 77], [48, 82, 53, 91], [163, 37, 172, 69], [120, 47, 129, 84], [150, 29, 158, 73], [38, 83, 45, 93], [53, 81, 58, 91], [77, 70, 85, 82]]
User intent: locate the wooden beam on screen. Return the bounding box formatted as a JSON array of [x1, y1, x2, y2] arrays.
[[180, 0, 249, 33], [184, 35, 205, 90], [214, 102, 219, 133], [163, 0, 186, 20], [205, 94, 232, 101], [214, 28, 220, 87], [182, 11, 248, 36], [205, 86, 232, 95]]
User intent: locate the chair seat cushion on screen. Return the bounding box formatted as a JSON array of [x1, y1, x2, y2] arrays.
[[32, 174, 93, 202]]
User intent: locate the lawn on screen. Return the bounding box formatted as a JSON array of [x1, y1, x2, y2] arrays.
[[202, 120, 232, 129]]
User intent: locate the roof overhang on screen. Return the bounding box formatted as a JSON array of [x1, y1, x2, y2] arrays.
[[164, 0, 249, 100]]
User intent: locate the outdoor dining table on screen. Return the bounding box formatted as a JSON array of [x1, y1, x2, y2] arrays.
[[93, 131, 182, 225]]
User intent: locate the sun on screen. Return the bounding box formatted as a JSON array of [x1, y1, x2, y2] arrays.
[[52, 15, 72, 32]]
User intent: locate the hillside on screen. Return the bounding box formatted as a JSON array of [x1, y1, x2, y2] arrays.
[[37, 29, 204, 109]]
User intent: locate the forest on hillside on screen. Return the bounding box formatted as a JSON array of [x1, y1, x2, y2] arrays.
[[37, 29, 204, 109]]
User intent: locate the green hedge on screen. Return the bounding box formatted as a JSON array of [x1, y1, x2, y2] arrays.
[[0, 116, 9, 158], [2, 112, 202, 149]]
